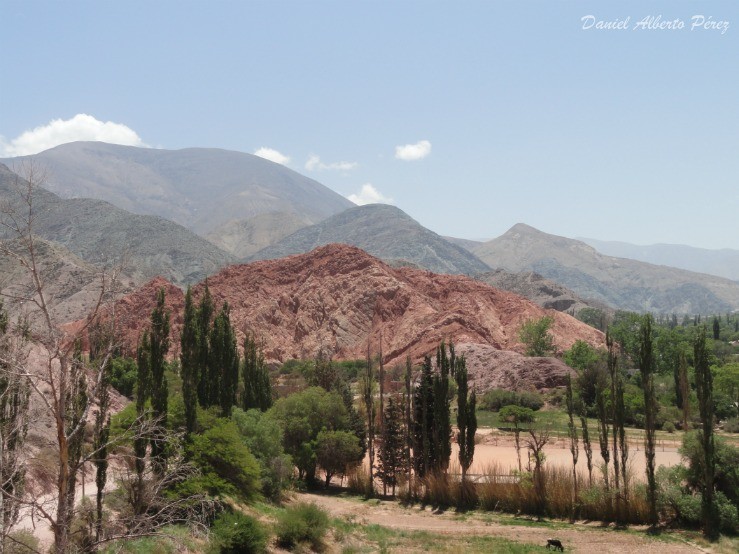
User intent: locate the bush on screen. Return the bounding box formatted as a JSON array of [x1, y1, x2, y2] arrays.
[[276, 503, 330, 550], [209, 511, 267, 554], [2, 530, 40, 554], [663, 421, 676, 433], [109, 356, 138, 397], [181, 419, 261, 500], [723, 417, 739, 433], [479, 388, 543, 412]]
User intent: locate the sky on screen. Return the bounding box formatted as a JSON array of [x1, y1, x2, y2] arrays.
[[1, 1, 738, 249]]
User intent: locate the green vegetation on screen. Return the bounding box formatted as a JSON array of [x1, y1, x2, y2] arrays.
[[518, 315, 556, 356], [275, 502, 330, 550], [208, 511, 267, 554]]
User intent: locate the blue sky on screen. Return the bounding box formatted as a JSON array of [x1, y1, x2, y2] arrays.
[[2, 1, 738, 249]]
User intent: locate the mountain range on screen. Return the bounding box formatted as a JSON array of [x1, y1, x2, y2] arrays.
[[1, 141, 353, 256], [470, 223, 739, 314], [579, 237, 739, 282]]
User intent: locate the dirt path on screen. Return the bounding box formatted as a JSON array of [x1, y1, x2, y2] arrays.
[[295, 492, 705, 553]]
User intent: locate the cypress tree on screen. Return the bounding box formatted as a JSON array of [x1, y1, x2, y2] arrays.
[[433, 342, 452, 473], [93, 362, 110, 543], [149, 288, 170, 473], [377, 395, 405, 496], [196, 282, 214, 406], [712, 317, 720, 340], [242, 333, 272, 411], [565, 374, 579, 513], [210, 302, 238, 416], [404, 355, 413, 489], [638, 314, 658, 526], [456, 356, 476, 480], [133, 331, 150, 516], [694, 326, 719, 541], [413, 356, 435, 478], [361, 346, 376, 496], [678, 351, 690, 431], [180, 286, 199, 436]]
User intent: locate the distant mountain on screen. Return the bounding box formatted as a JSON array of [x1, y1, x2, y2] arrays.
[[248, 204, 491, 276], [476, 269, 601, 314], [473, 223, 739, 314], [0, 163, 233, 286], [579, 237, 739, 282], [443, 236, 484, 252], [206, 212, 311, 259], [105, 244, 604, 365], [2, 141, 354, 255]]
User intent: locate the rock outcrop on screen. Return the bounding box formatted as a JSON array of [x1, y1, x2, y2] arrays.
[[105, 244, 604, 364]]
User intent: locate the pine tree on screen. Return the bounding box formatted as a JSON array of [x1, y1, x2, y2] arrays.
[[455, 356, 476, 480], [180, 286, 199, 436], [149, 288, 170, 473], [638, 314, 658, 526], [694, 326, 719, 540], [196, 282, 214, 406], [377, 396, 405, 496]]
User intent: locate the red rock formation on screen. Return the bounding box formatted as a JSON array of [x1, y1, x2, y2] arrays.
[[104, 244, 604, 364]]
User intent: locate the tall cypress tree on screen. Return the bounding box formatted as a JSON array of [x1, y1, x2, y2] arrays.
[[412, 356, 435, 478], [362, 346, 376, 496], [93, 362, 110, 543], [211, 302, 238, 416], [180, 286, 199, 436], [149, 288, 170, 473], [377, 395, 405, 496], [455, 356, 476, 480], [694, 326, 719, 541], [638, 314, 658, 526], [433, 342, 452, 473], [133, 331, 150, 516], [242, 333, 272, 411], [196, 281, 214, 406]]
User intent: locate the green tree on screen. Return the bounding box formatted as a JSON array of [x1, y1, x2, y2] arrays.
[[133, 330, 150, 516], [316, 429, 362, 488], [455, 356, 476, 480], [377, 396, 405, 496], [433, 342, 453, 472], [565, 375, 579, 509], [564, 340, 600, 371], [694, 327, 719, 540], [211, 302, 239, 417], [196, 282, 214, 406], [149, 288, 170, 472], [638, 314, 658, 526], [498, 405, 535, 472], [518, 316, 556, 356], [92, 359, 111, 543], [713, 317, 720, 341], [412, 356, 435, 477], [241, 333, 272, 412], [714, 363, 739, 419], [267, 387, 351, 482], [180, 286, 199, 436]]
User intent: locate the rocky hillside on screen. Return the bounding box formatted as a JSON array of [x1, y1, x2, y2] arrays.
[[106, 244, 604, 364], [0, 163, 233, 286], [249, 204, 491, 276], [3, 142, 353, 255], [476, 269, 600, 314], [455, 343, 576, 392], [473, 223, 739, 314], [206, 212, 312, 259]]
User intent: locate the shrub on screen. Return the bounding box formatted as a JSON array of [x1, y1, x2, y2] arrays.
[[208, 511, 267, 554], [276, 503, 330, 550], [479, 388, 543, 412], [663, 421, 676, 433], [724, 417, 739, 433], [181, 419, 261, 500], [109, 356, 138, 397], [3, 530, 40, 554]]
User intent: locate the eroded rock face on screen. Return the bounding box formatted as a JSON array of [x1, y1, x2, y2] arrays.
[[104, 244, 604, 364], [455, 343, 576, 393]]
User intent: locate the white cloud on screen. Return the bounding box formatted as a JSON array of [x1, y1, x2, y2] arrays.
[[347, 183, 394, 206], [305, 154, 358, 172], [0, 114, 146, 157], [254, 147, 290, 165], [394, 139, 431, 161]]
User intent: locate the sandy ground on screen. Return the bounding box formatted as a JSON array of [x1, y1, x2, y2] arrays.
[[459, 431, 683, 479], [295, 491, 706, 553]]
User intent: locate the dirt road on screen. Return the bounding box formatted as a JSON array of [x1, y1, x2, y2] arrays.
[[295, 491, 706, 553]]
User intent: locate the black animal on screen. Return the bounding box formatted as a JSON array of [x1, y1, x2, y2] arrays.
[[546, 538, 564, 551]]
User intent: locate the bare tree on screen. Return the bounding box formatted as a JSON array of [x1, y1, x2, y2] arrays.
[[525, 426, 550, 519], [0, 162, 125, 553]]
